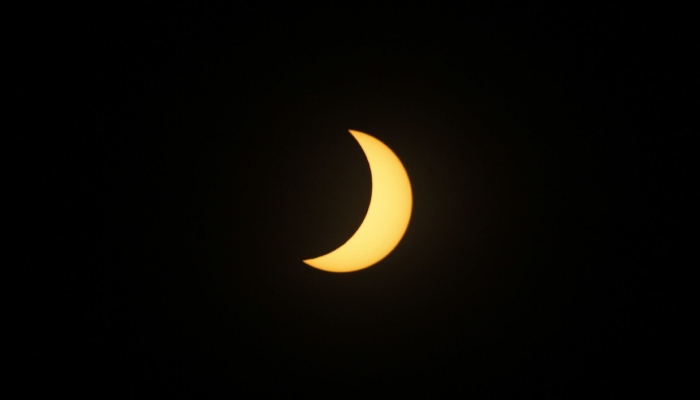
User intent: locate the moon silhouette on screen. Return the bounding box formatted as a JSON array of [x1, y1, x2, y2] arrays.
[[303, 130, 413, 273]]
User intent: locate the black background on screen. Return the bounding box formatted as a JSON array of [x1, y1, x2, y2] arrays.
[[22, 3, 693, 396]]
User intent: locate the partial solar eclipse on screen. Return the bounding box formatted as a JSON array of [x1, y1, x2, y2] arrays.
[[303, 130, 413, 273]]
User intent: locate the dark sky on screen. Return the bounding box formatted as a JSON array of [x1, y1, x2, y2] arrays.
[[25, 3, 692, 396]]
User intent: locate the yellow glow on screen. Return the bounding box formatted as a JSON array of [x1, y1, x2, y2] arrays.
[[303, 130, 413, 273]]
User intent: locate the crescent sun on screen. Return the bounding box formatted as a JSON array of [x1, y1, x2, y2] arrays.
[[303, 130, 413, 273]]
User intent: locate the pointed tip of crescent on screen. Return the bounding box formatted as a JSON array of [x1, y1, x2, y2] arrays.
[[348, 129, 365, 137], [303, 259, 323, 270]]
